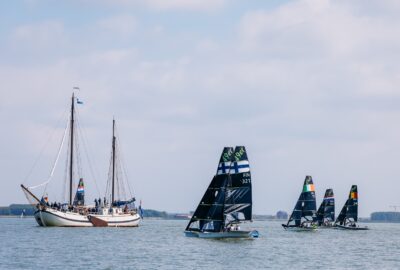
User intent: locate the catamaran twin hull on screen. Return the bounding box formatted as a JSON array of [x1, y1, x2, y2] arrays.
[[184, 230, 259, 239], [34, 208, 141, 227]]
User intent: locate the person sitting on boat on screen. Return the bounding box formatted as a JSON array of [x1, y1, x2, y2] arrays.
[[124, 204, 128, 213]]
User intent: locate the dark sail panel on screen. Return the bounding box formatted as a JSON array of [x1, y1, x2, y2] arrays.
[[316, 189, 335, 225], [224, 146, 252, 223], [346, 185, 358, 221], [73, 178, 84, 206], [286, 176, 317, 227], [335, 201, 348, 225], [335, 185, 358, 225], [186, 147, 234, 232]]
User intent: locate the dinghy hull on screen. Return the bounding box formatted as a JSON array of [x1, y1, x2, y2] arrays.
[[335, 224, 369, 230], [281, 224, 317, 231], [185, 230, 259, 239]]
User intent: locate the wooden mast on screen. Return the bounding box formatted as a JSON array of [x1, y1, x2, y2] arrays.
[[69, 93, 75, 206], [111, 119, 116, 204]]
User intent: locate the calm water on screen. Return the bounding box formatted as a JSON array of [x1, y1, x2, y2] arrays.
[[0, 218, 399, 269]]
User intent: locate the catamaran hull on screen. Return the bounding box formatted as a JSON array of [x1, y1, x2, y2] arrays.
[[34, 209, 140, 227], [185, 230, 259, 239], [335, 224, 369, 230]]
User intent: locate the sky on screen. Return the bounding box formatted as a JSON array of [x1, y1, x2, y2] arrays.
[[1, 0, 400, 217]]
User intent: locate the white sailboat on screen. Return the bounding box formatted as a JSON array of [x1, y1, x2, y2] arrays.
[[21, 93, 141, 227]]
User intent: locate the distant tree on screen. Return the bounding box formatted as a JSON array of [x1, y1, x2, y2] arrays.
[[276, 211, 288, 220]]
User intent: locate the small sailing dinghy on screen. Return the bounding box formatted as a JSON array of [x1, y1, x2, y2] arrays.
[[185, 146, 258, 239], [334, 185, 369, 230], [282, 176, 318, 230], [316, 189, 335, 227], [21, 93, 140, 227]]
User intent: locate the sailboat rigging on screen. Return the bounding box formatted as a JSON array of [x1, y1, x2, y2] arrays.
[[21, 93, 140, 227], [316, 188, 335, 227], [282, 175, 317, 230], [335, 185, 369, 230], [185, 146, 258, 239]]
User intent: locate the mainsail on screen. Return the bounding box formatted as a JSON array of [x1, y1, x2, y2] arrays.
[[185, 147, 233, 232], [224, 146, 252, 225], [286, 176, 317, 227], [335, 185, 358, 225], [316, 188, 335, 225], [73, 178, 85, 206]]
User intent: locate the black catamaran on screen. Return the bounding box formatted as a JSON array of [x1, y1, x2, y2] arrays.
[[282, 175, 317, 230], [316, 188, 335, 227], [185, 146, 258, 238], [335, 185, 368, 230]]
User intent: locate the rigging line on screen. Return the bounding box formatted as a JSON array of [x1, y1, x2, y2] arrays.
[[28, 117, 70, 190], [22, 105, 70, 185], [116, 129, 134, 198], [74, 109, 101, 197]]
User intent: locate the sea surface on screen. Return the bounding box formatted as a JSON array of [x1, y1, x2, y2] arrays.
[[0, 218, 399, 269]]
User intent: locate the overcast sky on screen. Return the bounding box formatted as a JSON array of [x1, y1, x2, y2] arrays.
[[1, 0, 400, 216]]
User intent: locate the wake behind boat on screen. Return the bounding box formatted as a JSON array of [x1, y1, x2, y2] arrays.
[[21, 93, 140, 227], [334, 185, 369, 230], [185, 146, 259, 239], [282, 176, 317, 231], [316, 188, 335, 228]]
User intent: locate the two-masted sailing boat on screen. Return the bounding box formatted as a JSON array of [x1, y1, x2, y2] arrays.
[[185, 146, 259, 239], [21, 93, 140, 227], [282, 175, 317, 230], [334, 185, 368, 230], [316, 188, 335, 227]]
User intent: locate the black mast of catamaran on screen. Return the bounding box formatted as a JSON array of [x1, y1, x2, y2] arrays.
[[111, 119, 116, 205], [69, 93, 75, 206]]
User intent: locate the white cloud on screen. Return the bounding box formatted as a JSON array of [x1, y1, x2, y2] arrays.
[[12, 21, 66, 50], [83, 0, 226, 12], [97, 14, 137, 37]]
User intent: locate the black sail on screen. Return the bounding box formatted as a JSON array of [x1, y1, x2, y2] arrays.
[[335, 185, 358, 225], [316, 189, 335, 225], [73, 178, 85, 206], [286, 176, 317, 227], [185, 147, 234, 232], [224, 146, 252, 225]]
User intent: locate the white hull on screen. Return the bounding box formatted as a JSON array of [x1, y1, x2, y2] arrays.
[[34, 208, 141, 227], [185, 230, 259, 239]]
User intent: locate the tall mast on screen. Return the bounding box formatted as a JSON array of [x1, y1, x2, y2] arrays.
[[111, 119, 116, 204], [69, 93, 75, 206]]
